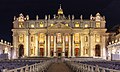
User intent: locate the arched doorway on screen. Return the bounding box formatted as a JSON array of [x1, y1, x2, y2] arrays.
[[40, 48, 44, 57], [50, 49, 54, 57], [65, 48, 68, 57], [95, 44, 101, 57], [75, 48, 79, 57], [18, 44, 24, 58], [57, 48, 62, 57]]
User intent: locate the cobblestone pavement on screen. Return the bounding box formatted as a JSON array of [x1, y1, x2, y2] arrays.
[[47, 62, 73, 72]]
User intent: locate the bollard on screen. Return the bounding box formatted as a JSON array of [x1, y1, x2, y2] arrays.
[[20, 68, 23, 72], [110, 70, 113, 72], [33, 65, 35, 72], [2, 69, 8, 72], [29, 66, 32, 72], [95, 65, 100, 72], [87, 65, 90, 72], [90, 66, 94, 72], [25, 65, 29, 72], [101, 68, 105, 72], [14, 69, 18, 72]]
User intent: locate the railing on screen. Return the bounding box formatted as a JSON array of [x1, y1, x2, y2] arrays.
[[65, 61, 120, 72], [2, 60, 53, 72]]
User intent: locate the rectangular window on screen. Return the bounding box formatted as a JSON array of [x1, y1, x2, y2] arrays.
[[19, 22, 24, 28], [39, 33, 45, 43], [57, 33, 62, 43], [65, 24, 68, 26], [85, 36, 88, 42], [51, 36, 54, 42], [51, 24, 54, 26], [31, 24, 34, 28], [96, 22, 101, 28], [85, 24, 88, 28], [65, 35, 69, 42], [18, 34, 24, 43], [95, 34, 100, 42], [31, 36, 34, 42], [74, 33, 79, 43], [75, 22, 80, 27]]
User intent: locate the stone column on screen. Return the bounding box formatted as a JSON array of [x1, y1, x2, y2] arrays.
[[80, 34, 83, 56], [12, 33, 18, 59], [44, 34, 47, 57], [35, 34, 38, 56], [54, 35, 57, 57], [102, 35, 106, 59], [62, 36, 65, 57], [89, 33, 91, 56], [47, 35, 50, 57], [68, 34, 71, 57], [26, 31, 30, 57], [90, 34, 94, 57], [72, 34, 75, 57]]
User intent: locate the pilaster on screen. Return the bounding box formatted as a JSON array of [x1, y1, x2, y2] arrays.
[[54, 35, 57, 57], [44, 34, 47, 57], [47, 35, 50, 57], [68, 34, 71, 57], [62, 35, 65, 57], [72, 33, 75, 57]]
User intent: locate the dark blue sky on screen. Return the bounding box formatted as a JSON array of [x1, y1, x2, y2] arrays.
[[0, 0, 119, 42]]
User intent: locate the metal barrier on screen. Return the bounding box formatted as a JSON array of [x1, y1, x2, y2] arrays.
[[65, 61, 120, 72], [2, 60, 53, 72]]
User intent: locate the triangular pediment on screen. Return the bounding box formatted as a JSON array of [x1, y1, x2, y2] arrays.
[[47, 23, 72, 30]]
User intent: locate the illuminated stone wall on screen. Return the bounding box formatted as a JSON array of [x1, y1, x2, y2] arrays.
[[12, 6, 108, 59]]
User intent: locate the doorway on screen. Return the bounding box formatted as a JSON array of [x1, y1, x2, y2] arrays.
[[95, 45, 101, 57], [57, 48, 62, 57], [18, 44, 24, 58]]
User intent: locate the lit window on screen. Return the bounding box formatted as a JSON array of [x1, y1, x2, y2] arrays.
[[65, 35, 69, 42], [19, 34, 24, 43], [39, 33, 45, 43], [83, 47, 88, 55], [40, 24, 43, 27], [74, 33, 80, 43], [4, 48, 8, 53], [51, 24, 54, 26], [31, 24, 34, 28], [57, 33, 62, 43], [85, 36, 88, 42], [85, 24, 88, 28], [51, 36, 54, 42], [31, 48, 33, 55], [96, 22, 101, 28], [40, 22, 44, 27], [65, 24, 68, 26], [75, 22, 79, 27], [95, 34, 100, 42], [19, 23, 23, 28], [31, 36, 34, 42]]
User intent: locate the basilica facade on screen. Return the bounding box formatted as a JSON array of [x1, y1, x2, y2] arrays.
[[12, 5, 108, 59]]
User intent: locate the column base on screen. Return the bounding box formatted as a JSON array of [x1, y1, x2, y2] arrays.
[[47, 56, 51, 57], [72, 56, 75, 58], [53, 56, 57, 58]]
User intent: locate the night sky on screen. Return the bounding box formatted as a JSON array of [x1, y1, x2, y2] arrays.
[[0, 0, 119, 43]]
